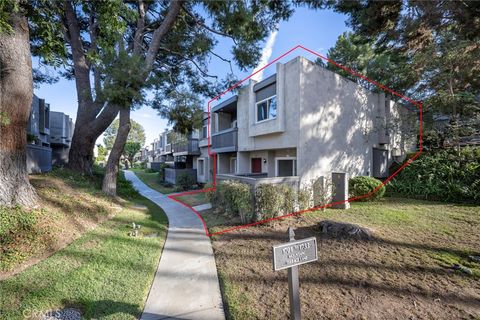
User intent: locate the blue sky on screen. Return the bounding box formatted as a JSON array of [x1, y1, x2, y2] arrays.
[[33, 7, 349, 146]]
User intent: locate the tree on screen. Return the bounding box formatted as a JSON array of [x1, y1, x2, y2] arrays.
[[153, 89, 204, 135], [123, 142, 141, 167], [96, 144, 107, 163], [29, 0, 299, 196], [103, 118, 145, 151], [327, 1, 480, 113], [0, 1, 38, 207], [319, 32, 416, 95]]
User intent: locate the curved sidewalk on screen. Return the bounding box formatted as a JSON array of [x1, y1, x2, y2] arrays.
[[124, 171, 225, 320]]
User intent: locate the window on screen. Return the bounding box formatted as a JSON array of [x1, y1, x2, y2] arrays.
[[202, 125, 208, 139], [198, 159, 205, 176], [256, 96, 277, 122], [276, 158, 297, 177]]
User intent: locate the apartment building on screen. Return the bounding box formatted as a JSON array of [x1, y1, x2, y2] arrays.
[[50, 111, 74, 166], [147, 129, 201, 184], [210, 56, 415, 187], [26, 95, 52, 173]]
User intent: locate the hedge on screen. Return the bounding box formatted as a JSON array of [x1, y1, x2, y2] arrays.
[[388, 147, 480, 203], [349, 176, 385, 201]]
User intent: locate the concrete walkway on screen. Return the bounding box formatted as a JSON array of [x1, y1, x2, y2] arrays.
[[124, 171, 225, 320], [192, 203, 212, 212]]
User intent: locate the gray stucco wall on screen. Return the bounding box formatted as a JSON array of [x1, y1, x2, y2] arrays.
[[26, 144, 52, 174], [297, 57, 379, 184]]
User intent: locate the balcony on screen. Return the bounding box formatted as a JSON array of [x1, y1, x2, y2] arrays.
[[211, 127, 238, 153], [163, 144, 172, 154], [172, 139, 200, 156]]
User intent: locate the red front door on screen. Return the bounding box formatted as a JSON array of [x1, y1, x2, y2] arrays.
[[251, 158, 262, 173]]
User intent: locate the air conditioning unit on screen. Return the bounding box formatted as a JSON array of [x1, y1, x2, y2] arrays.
[[232, 120, 237, 128]]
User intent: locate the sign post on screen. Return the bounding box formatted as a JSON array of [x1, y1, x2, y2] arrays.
[[272, 227, 318, 320]]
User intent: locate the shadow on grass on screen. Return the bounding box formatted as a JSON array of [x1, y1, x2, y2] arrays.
[[61, 299, 142, 319]]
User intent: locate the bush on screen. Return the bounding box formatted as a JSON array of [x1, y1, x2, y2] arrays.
[[389, 147, 480, 203], [349, 176, 385, 201], [157, 163, 169, 182], [255, 184, 284, 220], [312, 177, 333, 207], [280, 184, 296, 214], [297, 186, 312, 210], [176, 172, 196, 191], [204, 182, 216, 203], [210, 181, 253, 223], [117, 172, 140, 199]]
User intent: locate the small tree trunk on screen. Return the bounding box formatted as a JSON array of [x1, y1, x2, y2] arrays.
[[0, 5, 38, 207], [102, 108, 131, 196]]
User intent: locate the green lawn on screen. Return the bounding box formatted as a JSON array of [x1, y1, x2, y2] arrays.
[[130, 168, 176, 194], [0, 172, 168, 319], [174, 192, 208, 207]]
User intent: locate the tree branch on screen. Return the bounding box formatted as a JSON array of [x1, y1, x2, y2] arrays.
[[145, 0, 183, 69], [158, 46, 218, 79], [181, 4, 238, 45], [133, 0, 146, 55], [63, 0, 93, 108]]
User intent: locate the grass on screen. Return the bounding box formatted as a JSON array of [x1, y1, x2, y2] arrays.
[[174, 192, 208, 207], [129, 168, 176, 194], [210, 197, 480, 319], [0, 169, 168, 319]]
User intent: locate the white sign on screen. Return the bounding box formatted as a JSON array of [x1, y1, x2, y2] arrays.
[[272, 237, 317, 271]]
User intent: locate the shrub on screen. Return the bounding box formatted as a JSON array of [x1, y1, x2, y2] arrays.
[[117, 172, 140, 199], [389, 147, 480, 203], [255, 184, 284, 220], [209, 181, 253, 223], [176, 172, 196, 191], [349, 176, 385, 201], [312, 177, 334, 207], [297, 186, 312, 210], [157, 163, 169, 182], [204, 182, 217, 204], [279, 184, 296, 214], [223, 181, 253, 223]]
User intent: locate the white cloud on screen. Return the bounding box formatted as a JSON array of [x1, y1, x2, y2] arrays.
[[251, 30, 278, 82]]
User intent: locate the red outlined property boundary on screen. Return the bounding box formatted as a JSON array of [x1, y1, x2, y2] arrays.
[[168, 44, 423, 237]]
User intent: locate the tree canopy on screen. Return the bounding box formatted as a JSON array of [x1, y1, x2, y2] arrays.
[[103, 118, 145, 151]]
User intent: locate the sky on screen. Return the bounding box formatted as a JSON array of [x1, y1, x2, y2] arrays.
[[33, 7, 350, 147]]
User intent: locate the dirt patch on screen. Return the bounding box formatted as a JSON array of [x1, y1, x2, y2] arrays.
[[212, 199, 480, 319]]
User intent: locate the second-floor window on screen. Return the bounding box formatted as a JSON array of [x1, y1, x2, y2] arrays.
[[256, 95, 277, 122]]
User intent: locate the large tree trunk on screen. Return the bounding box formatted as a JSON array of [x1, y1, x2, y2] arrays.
[[0, 5, 38, 207], [102, 108, 131, 196], [67, 103, 120, 175]]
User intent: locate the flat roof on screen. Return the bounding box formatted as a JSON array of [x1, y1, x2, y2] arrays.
[[211, 95, 238, 113], [253, 74, 276, 92]]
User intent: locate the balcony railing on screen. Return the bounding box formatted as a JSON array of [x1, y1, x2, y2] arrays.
[[211, 127, 237, 152], [172, 139, 200, 155]]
